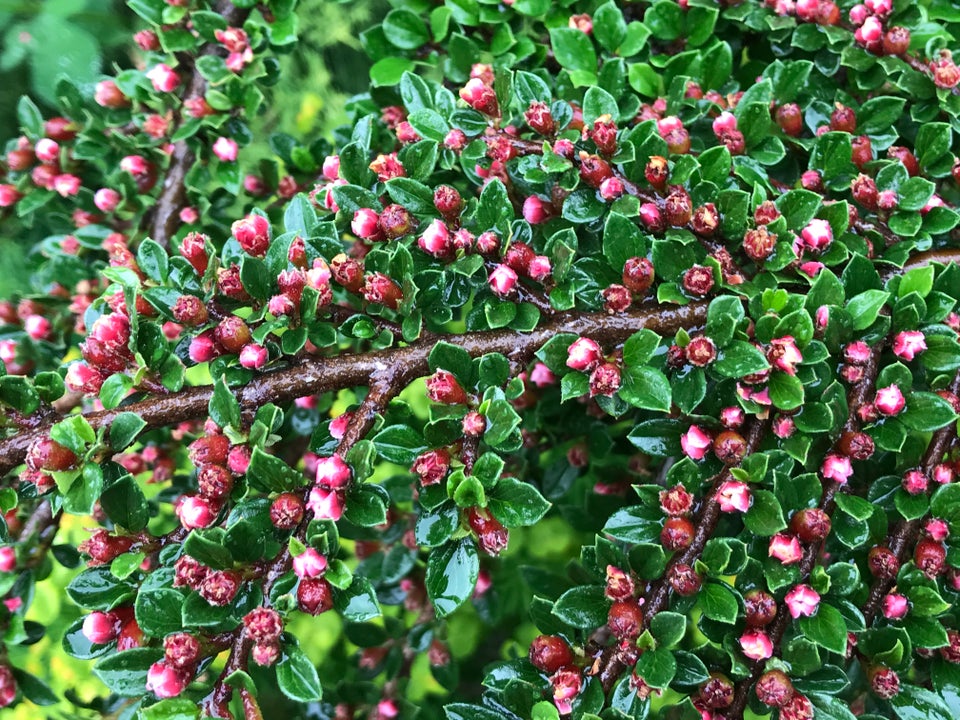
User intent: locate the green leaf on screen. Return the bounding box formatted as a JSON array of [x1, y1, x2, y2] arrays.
[[619, 365, 672, 412], [901, 392, 958, 432], [890, 685, 952, 720], [50, 414, 95, 456], [141, 698, 201, 720], [372, 425, 428, 465], [333, 576, 381, 621], [66, 567, 135, 610], [699, 582, 738, 624], [93, 648, 163, 696], [552, 585, 608, 629], [634, 647, 676, 688], [800, 603, 848, 655], [549, 28, 598, 76], [603, 505, 662, 543], [382, 8, 429, 49], [276, 646, 323, 702], [445, 705, 508, 720], [582, 86, 619, 124], [777, 190, 822, 229], [713, 341, 770, 377], [110, 412, 146, 451], [650, 611, 686, 648], [846, 290, 890, 331], [209, 376, 241, 430], [426, 539, 479, 617], [487, 477, 551, 527], [247, 448, 304, 493], [858, 96, 907, 134], [100, 476, 149, 532], [769, 372, 805, 411], [623, 329, 662, 365], [135, 589, 185, 637], [743, 490, 787, 536]]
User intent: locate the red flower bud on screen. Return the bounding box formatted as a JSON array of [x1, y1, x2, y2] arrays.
[[529, 635, 573, 674], [661, 517, 695, 551], [775, 103, 803, 137], [216, 316, 252, 354], [668, 563, 702, 596], [743, 226, 777, 261], [524, 101, 555, 135], [199, 569, 242, 606], [270, 492, 305, 530], [915, 538, 946, 578], [426, 369, 469, 404], [622, 256, 655, 294], [744, 589, 777, 627], [868, 545, 900, 579], [682, 265, 714, 296], [26, 436, 78, 472], [756, 669, 794, 707], [231, 214, 271, 257], [607, 600, 644, 640], [298, 577, 334, 615], [790, 508, 831, 542]]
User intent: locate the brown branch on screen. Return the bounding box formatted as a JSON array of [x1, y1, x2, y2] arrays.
[[0, 303, 708, 478], [18, 500, 62, 570], [861, 370, 960, 625], [728, 345, 882, 717], [146, 0, 249, 248], [589, 419, 767, 693]]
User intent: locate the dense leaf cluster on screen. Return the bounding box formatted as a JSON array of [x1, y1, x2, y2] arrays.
[[1, 0, 960, 718]]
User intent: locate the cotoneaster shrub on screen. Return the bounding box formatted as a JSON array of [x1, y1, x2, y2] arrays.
[[1, 0, 960, 718]]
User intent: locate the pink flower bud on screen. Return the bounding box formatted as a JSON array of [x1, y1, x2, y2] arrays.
[[293, 547, 328, 578], [146, 63, 181, 93], [528, 255, 552, 282], [768, 533, 803, 564], [321, 155, 340, 181], [849, 3, 868, 23], [902, 469, 928, 495], [95, 79, 130, 108], [419, 219, 451, 256], [739, 630, 774, 660], [66, 362, 104, 394], [681, 425, 713, 461], [821, 454, 853, 484], [188, 331, 219, 364], [352, 208, 382, 240], [329, 412, 353, 440], [176, 495, 218, 530], [599, 176, 625, 200], [426, 369, 469, 405], [227, 445, 250, 475], [82, 611, 120, 644], [816, 305, 829, 329], [721, 406, 745, 428], [530, 362, 556, 387], [24, 314, 51, 341], [934, 463, 954, 485], [712, 111, 738, 137], [444, 129, 467, 151], [212, 137, 238, 162], [307, 486, 345, 521], [146, 661, 187, 698], [523, 195, 550, 224], [639, 202, 663, 230], [412, 449, 451, 485], [784, 584, 821, 619], [232, 214, 271, 257], [800, 218, 833, 251], [315, 455, 352, 489], [120, 155, 150, 176], [94, 188, 121, 213], [459, 78, 499, 116], [34, 138, 59, 162], [772, 414, 796, 439], [0, 185, 21, 208], [488, 264, 518, 297], [717, 480, 751, 512], [859, 15, 883, 44], [0, 547, 14, 573], [768, 336, 803, 375], [876, 385, 905, 416], [551, 667, 583, 715], [462, 411, 486, 436], [239, 343, 268, 369], [566, 337, 604, 371], [589, 362, 621, 397], [893, 330, 926, 361], [926, 518, 950, 541], [882, 593, 909, 620], [53, 174, 81, 197]]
